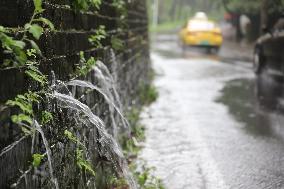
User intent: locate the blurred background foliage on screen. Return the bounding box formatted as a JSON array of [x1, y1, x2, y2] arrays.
[[147, 0, 224, 25], [147, 0, 284, 39], [224, 0, 284, 14], [147, 0, 284, 24]]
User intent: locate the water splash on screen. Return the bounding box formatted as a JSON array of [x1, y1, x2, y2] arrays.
[[50, 91, 137, 188], [34, 120, 59, 189], [8, 121, 59, 189], [94, 61, 129, 129], [2, 61, 137, 188], [67, 60, 129, 139], [67, 79, 129, 138], [47, 60, 137, 188]]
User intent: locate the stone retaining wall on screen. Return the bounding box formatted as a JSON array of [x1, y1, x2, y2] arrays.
[[0, 0, 150, 188]]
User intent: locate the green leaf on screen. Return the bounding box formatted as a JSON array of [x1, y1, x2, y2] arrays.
[[15, 50, 27, 65], [11, 114, 33, 124], [6, 100, 33, 115], [29, 40, 42, 55], [0, 32, 27, 65], [0, 26, 5, 32], [64, 130, 85, 148], [3, 59, 12, 66], [26, 91, 40, 103], [25, 69, 47, 85], [76, 53, 97, 76], [17, 95, 27, 100], [14, 40, 26, 49], [111, 36, 124, 51], [33, 0, 44, 13], [79, 51, 85, 60], [27, 49, 37, 58], [21, 126, 32, 135], [76, 149, 96, 176], [91, 0, 102, 9], [64, 130, 73, 139], [28, 24, 43, 40], [41, 111, 53, 124], [35, 17, 55, 30], [24, 23, 31, 30], [86, 57, 96, 67], [88, 25, 106, 47], [32, 153, 45, 167], [64, 130, 79, 143], [78, 159, 96, 176]]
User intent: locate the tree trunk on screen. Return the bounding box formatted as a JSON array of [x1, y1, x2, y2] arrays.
[[177, 0, 185, 20], [261, 0, 269, 33], [169, 0, 178, 21]]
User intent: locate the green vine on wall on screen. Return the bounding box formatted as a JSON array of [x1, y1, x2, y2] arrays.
[[0, 0, 132, 187], [64, 130, 96, 177], [0, 0, 53, 68], [71, 0, 102, 12], [0, 0, 99, 185], [112, 0, 128, 19], [89, 25, 106, 48], [3, 0, 53, 137]]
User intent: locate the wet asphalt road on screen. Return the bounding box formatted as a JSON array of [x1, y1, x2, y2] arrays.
[[139, 36, 284, 189]]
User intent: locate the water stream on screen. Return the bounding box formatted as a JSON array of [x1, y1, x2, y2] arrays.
[[34, 120, 59, 189], [1, 60, 137, 188], [48, 61, 137, 188]]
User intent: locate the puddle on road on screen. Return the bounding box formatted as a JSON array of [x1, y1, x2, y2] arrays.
[[216, 77, 284, 138], [216, 78, 273, 137]]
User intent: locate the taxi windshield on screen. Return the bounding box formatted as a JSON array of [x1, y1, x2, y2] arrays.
[[187, 20, 215, 31]]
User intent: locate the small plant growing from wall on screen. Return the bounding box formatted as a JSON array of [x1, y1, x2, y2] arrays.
[[0, 0, 106, 187], [71, 0, 102, 12], [0, 0, 164, 188]]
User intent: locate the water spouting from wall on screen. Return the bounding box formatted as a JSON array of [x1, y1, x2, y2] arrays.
[[48, 61, 137, 188], [34, 120, 59, 189], [1, 61, 137, 188], [94, 60, 129, 136], [50, 91, 136, 188]]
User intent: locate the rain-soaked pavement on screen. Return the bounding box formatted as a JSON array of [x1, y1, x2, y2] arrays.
[[139, 35, 284, 189]]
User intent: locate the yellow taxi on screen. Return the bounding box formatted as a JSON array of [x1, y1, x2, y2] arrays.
[[179, 12, 223, 52]]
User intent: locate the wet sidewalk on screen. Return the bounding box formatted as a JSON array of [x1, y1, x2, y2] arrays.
[[139, 40, 284, 188]]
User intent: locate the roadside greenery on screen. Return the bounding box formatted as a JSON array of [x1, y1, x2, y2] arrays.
[[148, 0, 284, 35], [111, 105, 164, 189], [106, 78, 162, 189], [139, 84, 158, 106], [223, 0, 284, 14], [150, 20, 185, 33]]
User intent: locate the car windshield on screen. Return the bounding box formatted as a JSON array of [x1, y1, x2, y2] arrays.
[[187, 20, 215, 31]]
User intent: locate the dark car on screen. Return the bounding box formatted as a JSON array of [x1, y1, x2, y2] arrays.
[[253, 17, 284, 76]]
